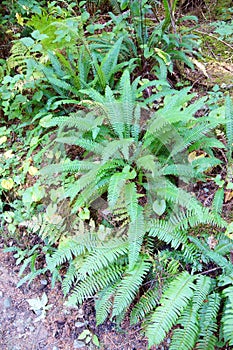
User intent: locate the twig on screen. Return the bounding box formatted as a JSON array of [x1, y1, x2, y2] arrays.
[[194, 29, 233, 51], [200, 267, 222, 275]]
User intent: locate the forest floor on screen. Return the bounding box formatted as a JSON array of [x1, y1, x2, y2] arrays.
[[0, 3, 233, 350], [0, 245, 167, 350], [1, 181, 232, 350]]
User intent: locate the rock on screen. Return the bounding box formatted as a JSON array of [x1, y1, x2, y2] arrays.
[[34, 309, 42, 316], [17, 325, 25, 333], [40, 279, 48, 285], [52, 347, 59, 350], [4, 297, 12, 309], [26, 317, 32, 325], [74, 321, 87, 328], [73, 339, 86, 349], [76, 308, 84, 318], [28, 325, 35, 332], [0, 291, 3, 298]]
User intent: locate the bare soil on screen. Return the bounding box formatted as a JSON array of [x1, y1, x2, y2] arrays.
[[0, 246, 167, 350]]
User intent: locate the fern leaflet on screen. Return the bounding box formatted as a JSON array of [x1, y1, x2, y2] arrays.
[[145, 271, 195, 347]]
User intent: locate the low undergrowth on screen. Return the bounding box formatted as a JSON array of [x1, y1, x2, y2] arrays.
[[0, 1, 233, 349]]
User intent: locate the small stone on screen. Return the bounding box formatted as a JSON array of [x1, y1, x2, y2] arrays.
[[40, 279, 48, 286], [34, 309, 42, 316], [167, 338, 171, 344], [0, 291, 3, 298], [52, 347, 59, 350], [26, 317, 32, 325], [73, 339, 86, 349], [17, 325, 25, 333], [29, 325, 35, 332], [74, 321, 86, 328], [4, 297, 12, 309], [76, 309, 84, 318]]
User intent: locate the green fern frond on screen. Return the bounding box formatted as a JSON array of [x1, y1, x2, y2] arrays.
[[191, 157, 222, 174], [148, 217, 188, 249], [189, 137, 226, 152], [47, 50, 66, 78], [215, 236, 233, 256], [71, 181, 104, 211], [65, 166, 100, 201], [62, 259, 80, 296], [78, 239, 128, 277], [42, 112, 103, 131], [42, 70, 79, 95], [81, 87, 106, 104], [56, 137, 104, 154], [170, 275, 211, 350], [156, 181, 204, 215], [225, 95, 233, 159], [190, 236, 232, 271], [130, 288, 159, 325], [47, 233, 98, 270], [136, 154, 159, 175], [102, 139, 134, 162], [125, 182, 139, 222], [47, 238, 86, 269], [192, 275, 212, 312], [161, 163, 194, 180], [171, 123, 220, 156], [212, 188, 224, 214], [40, 160, 95, 175], [96, 159, 125, 181], [131, 104, 141, 141], [112, 205, 130, 227], [7, 41, 29, 72], [112, 258, 151, 317], [119, 70, 135, 136], [67, 264, 124, 306], [145, 271, 195, 347], [128, 206, 145, 269], [108, 172, 127, 208], [196, 293, 221, 350], [170, 304, 199, 350], [100, 37, 123, 82], [95, 284, 118, 325], [222, 286, 233, 345]]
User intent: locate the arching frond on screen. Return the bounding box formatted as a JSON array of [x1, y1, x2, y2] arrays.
[[145, 272, 195, 347], [196, 293, 221, 350], [67, 264, 124, 306], [112, 258, 151, 317], [130, 288, 159, 325], [222, 286, 233, 346]]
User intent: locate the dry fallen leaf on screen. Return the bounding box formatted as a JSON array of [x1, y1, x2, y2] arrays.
[[28, 166, 39, 176], [1, 178, 14, 190], [225, 190, 233, 203], [188, 151, 205, 163], [0, 136, 7, 145], [208, 235, 218, 249], [4, 150, 14, 159], [190, 58, 209, 78]]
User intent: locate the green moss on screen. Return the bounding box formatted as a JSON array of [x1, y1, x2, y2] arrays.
[[200, 34, 230, 60], [204, 0, 233, 20]]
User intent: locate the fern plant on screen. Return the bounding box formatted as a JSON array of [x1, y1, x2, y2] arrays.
[[34, 72, 231, 341]]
